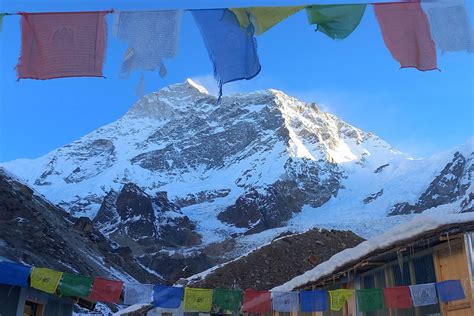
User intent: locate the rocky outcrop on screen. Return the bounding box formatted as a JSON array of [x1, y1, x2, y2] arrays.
[[389, 152, 472, 215], [218, 181, 305, 234], [218, 158, 341, 234], [96, 183, 158, 240], [93, 182, 202, 265], [0, 168, 161, 284], [460, 193, 473, 213], [364, 189, 384, 204], [174, 189, 231, 208], [374, 164, 389, 173]]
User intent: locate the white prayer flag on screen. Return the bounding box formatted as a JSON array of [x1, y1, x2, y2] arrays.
[[124, 283, 154, 305], [271, 291, 299, 312], [422, 0, 474, 53], [115, 11, 181, 77], [409, 283, 438, 307]]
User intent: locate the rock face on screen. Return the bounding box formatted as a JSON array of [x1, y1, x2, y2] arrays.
[[389, 151, 473, 215], [0, 168, 161, 284], [364, 189, 384, 204], [1, 79, 472, 281], [187, 229, 364, 290], [94, 183, 202, 255]]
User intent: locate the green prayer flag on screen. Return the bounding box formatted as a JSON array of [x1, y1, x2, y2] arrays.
[[306, 4, 366, 39], [356, 289, 384, 312], [59, 273, 93, 297], [213, 288, 243, 313]]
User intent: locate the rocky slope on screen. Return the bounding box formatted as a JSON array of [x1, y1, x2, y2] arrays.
[[1, 79, 472, 281], [0, 167, 162, 284], [186, 228, 364, 290]]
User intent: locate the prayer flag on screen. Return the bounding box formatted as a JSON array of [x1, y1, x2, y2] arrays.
[[383, 286, 412, 309], [230, 7, 304, 35], [374, 2, 437, 71], [409, 283, 438, 307], [115, 11, 181, 78], [436, 280, 466, 302], [192, 9, 261, 100], [17, 11, 109, 80], [154, 285, 184, 309], [88, 277, 123, 303], [306, 5, 366, 39], [421, 0, 474, 53], [272, 291, 299, 312], [30, 267, 63, 294], [242, 289, 271, 313], [183, 288, 213, 312], [59, 273, 93, 297], [124, 283, 154, 305], [300, 290, 328, 312], [356, 289, 384, 312], [329, 289, 354, 311], [212, 288, 243, 312], [0, 261, 31, 287]]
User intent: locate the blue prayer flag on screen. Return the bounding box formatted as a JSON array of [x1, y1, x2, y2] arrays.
[[436, 280, 466, 302], [153, 285, 184, 308], [0, 261, 31, 287], [300, 290, 328, 312], [192, 9, 261, 100]]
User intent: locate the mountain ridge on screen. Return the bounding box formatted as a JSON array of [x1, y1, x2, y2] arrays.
[[1, 79, 472, 280]]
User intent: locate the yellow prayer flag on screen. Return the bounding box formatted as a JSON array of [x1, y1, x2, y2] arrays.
[[184, 288, 213, 312], [329, 289, 354, 311], [30, 267, 63, 294], [230, 6, 305, 35]]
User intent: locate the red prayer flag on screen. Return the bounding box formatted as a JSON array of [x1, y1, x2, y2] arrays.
[[17, 11, 109, 80], [243, 289, 272, 313], [383, 286, 412, 309], [374, 2, 437, 71], [88, 277, 123, 303]]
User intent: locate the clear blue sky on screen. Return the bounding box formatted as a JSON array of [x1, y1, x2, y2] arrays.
[[0, 0, 473, 162]]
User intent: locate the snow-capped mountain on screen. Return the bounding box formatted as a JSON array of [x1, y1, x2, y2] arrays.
[[2, 79, 472, 279]]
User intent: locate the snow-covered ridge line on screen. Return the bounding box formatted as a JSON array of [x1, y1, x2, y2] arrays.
[[1, 79, 472, 282], [273, 213, 474, 292]]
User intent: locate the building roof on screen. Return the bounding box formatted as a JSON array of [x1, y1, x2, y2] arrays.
[[186, 228, 364, 290], [273, 213, 474, 291]]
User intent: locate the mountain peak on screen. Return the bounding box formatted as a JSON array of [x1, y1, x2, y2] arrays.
[[184, 78, 209, 94], [162, 78, 209, 96], [125, 79, 210, 119]]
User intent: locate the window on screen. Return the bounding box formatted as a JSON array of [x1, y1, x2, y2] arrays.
[[468, 232, 474, 278], [413, 255, 440, 315], [363, 274, 375, 288], [392, 262, 411, 286], [23, 300, 44, 316], [370, 253, 440, 316]]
